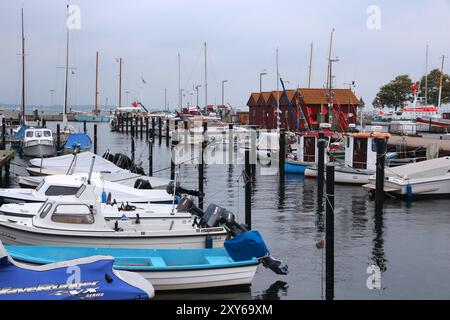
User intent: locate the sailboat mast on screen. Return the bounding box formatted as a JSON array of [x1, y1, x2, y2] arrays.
[[308, 42, 313, 88], [438, 55, 446, 108], [178, 53, 181, 111], [21, 8, 26, 125], [94, 51, 99, 114], [276, 48, 280, 131], [63, 5, 70, 116], [327, 29, 334, 90], [204, 42, 207, 112], [118, 58, 122, 108], [425, 44, 429, 105]]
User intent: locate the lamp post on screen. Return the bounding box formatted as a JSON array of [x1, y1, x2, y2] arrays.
[[221, 80, 228, 106], [194, 85, 201, 107], [259, 70, 267, 93]]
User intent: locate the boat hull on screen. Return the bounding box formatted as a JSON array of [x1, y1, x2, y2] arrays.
[[74, 114, 111, 123], [0, 224, 227, 250], [23, 144, 56, 158], [305, 167, 372, 185], [284, 160, 311, 174]]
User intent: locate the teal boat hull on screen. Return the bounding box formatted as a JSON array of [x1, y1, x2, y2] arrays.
[[74, 114, 111, 123]]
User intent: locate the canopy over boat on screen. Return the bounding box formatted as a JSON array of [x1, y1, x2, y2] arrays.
[[63, 132, 92, 151]]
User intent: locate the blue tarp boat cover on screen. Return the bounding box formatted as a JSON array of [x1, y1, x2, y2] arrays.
[[11, 125, 29, 141], [224, 230, 270, 262], [0, 244, 152, 300], [64, 132, 92, 150]]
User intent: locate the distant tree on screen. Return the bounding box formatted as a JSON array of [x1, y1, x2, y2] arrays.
[[419, 68, 450, 106], [373, 75, 413, 110]]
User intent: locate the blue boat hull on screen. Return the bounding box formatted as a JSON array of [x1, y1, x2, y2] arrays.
[[0, 253, 152, 300], [285, 162, 307, 174]]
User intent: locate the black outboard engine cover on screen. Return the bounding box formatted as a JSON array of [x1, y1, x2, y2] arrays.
[[166, 181, 203, 197], [132, 166, 145, 175], [176, 197, 205, 218], [134, 179, 153, 189]]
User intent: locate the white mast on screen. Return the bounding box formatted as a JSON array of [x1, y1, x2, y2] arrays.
[[204, 42, 208, 112], [20, 8, 26, 126], [178, 53, 181, 111], [62, 4, 70, 129], [425, 44, 429, 105], [438, 55, 446, 108], [276, 48, 280, 131], [308, 42, 313, 88]]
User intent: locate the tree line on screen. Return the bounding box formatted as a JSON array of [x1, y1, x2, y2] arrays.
[[373, 69, 450, 109]]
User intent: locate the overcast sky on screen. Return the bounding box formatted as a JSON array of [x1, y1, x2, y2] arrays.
[[0, 0, 449, 111]]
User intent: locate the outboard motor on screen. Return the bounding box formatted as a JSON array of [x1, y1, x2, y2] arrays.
[[166, 181, 203, 197], [102, 150, 115, 162], [134, 179, 153, 189]]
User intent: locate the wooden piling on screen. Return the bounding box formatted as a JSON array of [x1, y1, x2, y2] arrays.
[[145, 117, 149, 141], [1, 118, 5, 150], [140, 116, 143, 139], [375, 138, 386, 214], [125, 114, 129, 134], [279, 130, 286, 181], [165, 119, 170, 147], [148, 140, 153, 176], [325, 164, 335, 301], [151, 117, 156, 141], [317, 132, 325, 203], [93, 124, 98, 155], [83, 120, 87, 134], [158, 117, 162, 144], [56, 124, 61, 152], [244, 148, 252, 230]]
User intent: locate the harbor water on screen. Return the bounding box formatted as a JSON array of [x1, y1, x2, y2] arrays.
[[7, 121, 450, 300]]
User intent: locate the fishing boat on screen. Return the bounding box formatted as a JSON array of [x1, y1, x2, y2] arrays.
[[22, 128, 56, 157], [0, 241, 154, 300], [61, 132, 92, 154], [285, 131, 332, 174], [305, 130, 391, 185], [0, 172, 174, 205], [363, 157, 450, 199]]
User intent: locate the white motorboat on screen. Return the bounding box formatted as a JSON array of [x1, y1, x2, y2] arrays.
[[363, 157, 450, 198], [22, 128, 56, 158], [0, 183, 227, 249], [22, 151, 169, 189], [0, 172, 173, 205]]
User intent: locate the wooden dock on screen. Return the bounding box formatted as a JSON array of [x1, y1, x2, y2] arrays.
[[0, 150, 15, 184]]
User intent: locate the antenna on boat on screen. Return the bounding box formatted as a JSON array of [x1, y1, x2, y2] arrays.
[[425, 44, 429, 106], [87, 156, 96, 185], [308, 42, 313, 88], [63, 4, 70, 127], [94, 51, 99, 115]]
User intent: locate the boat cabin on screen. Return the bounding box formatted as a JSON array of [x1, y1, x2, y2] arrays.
[[344, 131, 390, 171], [294, 131, 332, 163], [24, 128, 53, 143]]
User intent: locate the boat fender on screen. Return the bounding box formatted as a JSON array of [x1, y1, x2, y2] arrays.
[[101, 191, 107, 204], [406, 184, 413, 203], [205, 235, 213, 249], [106, 192, 112, 205]]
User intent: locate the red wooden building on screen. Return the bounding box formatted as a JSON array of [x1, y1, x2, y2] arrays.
[[247, 88, 360, 132]]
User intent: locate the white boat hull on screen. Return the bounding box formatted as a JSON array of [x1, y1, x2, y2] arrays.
[[305, 167, 372, 185], [138, 265, 257, 291], [0, 224, 227, 250]]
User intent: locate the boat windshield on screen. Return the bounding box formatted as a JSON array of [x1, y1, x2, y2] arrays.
[[43, 130, 52, 137], [51, 204, 94, 224]]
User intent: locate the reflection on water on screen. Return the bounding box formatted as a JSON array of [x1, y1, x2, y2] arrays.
[[6, 122, 450, 299]]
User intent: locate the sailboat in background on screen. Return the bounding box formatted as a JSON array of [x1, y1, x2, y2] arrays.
[[11, 8, 56, 157], [74, 51, 111, 122]]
